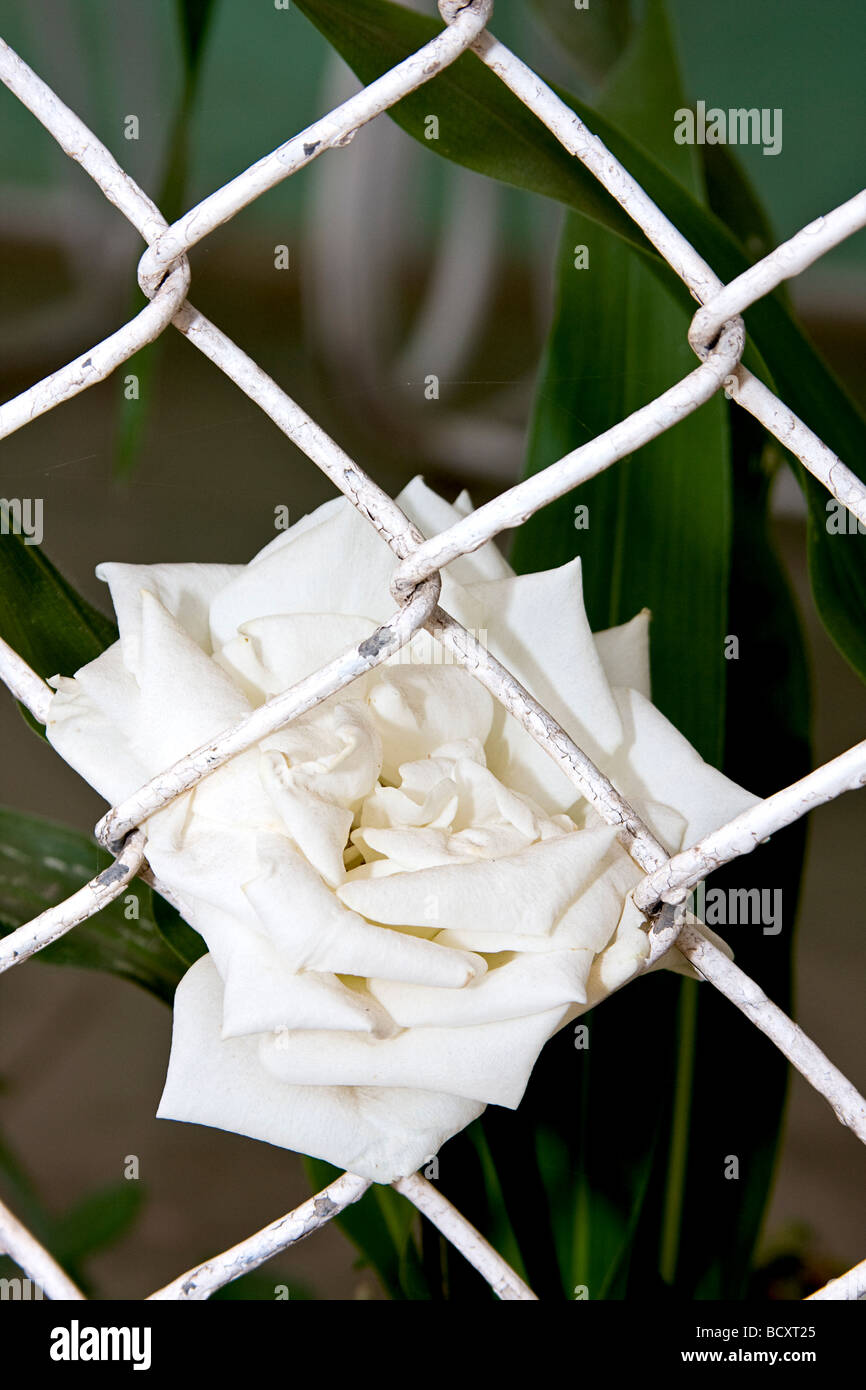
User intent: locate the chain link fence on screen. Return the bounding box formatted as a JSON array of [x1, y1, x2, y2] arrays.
[[0, 0, 864, 1302]]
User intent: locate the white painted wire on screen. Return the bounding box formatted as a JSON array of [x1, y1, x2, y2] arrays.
[[0, 0, 863, 1300]]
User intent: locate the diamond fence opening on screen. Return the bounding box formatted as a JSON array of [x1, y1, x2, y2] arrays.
[[0, 0, 864, 1302]]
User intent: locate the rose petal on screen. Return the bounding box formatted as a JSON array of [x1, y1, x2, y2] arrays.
[[219, 932, 395, 1039], [369, 948, 595, 1027], [46, 647, 148, 804], [145, 828, 262, 967], [395, 476, 513, 584], [96, 561, 241, 677], [431, 842, 640, 956], [467, 559, 624, 812], [135, 590, 251, 770], [257, 996, 568, 1107], [338, 827, 620, 937], [157, 956, 486, 1182], [594, 609, 652, 697], [608, 687, 759, 846], [367, 665, 493, 782], [360, 778, 459, 832], [356, 823, 535, 870], [245, 832, 487, 987], [585, 898, 651, 997], [259, 703, 382, 885], [215, 613, 378, 704], [261, 750, 354, 887], [208, 499, 399, 647], [248, 496, 345, 564]]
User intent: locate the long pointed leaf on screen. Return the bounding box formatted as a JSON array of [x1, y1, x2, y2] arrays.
[[295, 0, 866, 685], [530, 0, 633, 86], [514, 0, 809, 1301], [0, 807, 186, 1003], [0, 534, 115, 685], [302, 1156, 433, 1300]]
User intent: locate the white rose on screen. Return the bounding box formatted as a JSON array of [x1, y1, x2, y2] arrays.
[[45, 478, 755, 1182]]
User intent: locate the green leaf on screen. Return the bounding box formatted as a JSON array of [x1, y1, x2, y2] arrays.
[[623, 418, 810, 1301], [295, 0, 866, 686], [699, 142, 778, 270], [293, 0, 754, 304], [0, 537, 206, 997], [594, 0, 699, 190], [510, 0, 809, 1302], [469, 1116, 540, 1294], [294, 0, 649, 257], [51, 1183, 144, 1268], [530, 0, 632, 86], [0, 807, 187, 1003], [669, 388, 811, 1300], [569, 1011, 669, 1300], [302, 1157, 432, 1300], [515, 226, 732, 756], [176, 0, 220, 75], [0, 533, 115, 687], [663, 119, 811, 1300], [515, 0, 729, 759], [151, 888, 208, 968], [504, 2, 730, 1300]]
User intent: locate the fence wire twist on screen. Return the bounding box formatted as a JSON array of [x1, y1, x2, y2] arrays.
[[0, 0, 864, 1302]]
